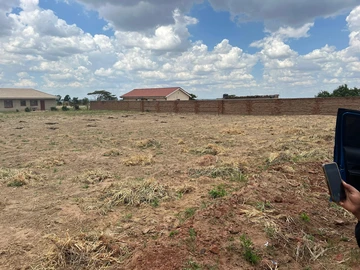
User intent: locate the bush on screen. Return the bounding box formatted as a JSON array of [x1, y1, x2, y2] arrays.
[[50, 107, 58, 111], [74, 105, 80, 110], [25, 107, 31, 112], [61, 106, 69, 111]]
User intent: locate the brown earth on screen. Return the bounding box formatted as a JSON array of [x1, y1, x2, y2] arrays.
[[0, 110, 359, 270]]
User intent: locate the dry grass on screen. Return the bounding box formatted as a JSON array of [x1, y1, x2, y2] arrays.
[[0, 112, 353, 270], [100, 178, 170, 208], [38, 233, 129, 270], [135, 139, 161, 149], [220, 127, 244, 135], [102, 149, 120, 157], [190, 144, 224, 156], [122, 154, 154, 166], [26, 157, 66, 168], [0, 168, 44, 186], [76, 170, 113, 185]]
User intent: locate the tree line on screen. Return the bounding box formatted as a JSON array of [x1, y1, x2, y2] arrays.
[[316, 84, 360, 97], [56, 90, 118, 108]]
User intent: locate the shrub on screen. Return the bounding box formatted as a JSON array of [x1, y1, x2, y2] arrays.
[[61, 106, 69, 111], [240, 234, 260, 265], [74, 105, 80, 110], [209, 185, 227, 198], [50, 107, 58, 111], [25, 107, 31, 112]]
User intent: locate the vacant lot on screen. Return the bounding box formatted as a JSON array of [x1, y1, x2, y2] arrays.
[[0, 110, 358, 270]]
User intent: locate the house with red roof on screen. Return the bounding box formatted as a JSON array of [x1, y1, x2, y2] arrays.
[[120, 87, 191, 101]]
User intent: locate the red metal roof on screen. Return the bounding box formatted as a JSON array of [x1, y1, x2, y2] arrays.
[[121, 87, 189, 98]]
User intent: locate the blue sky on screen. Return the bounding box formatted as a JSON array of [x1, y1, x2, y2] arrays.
[[0, 0, 360, 99]]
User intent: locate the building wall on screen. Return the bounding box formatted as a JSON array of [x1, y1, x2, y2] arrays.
[[167, 90, 190, 101], [90, 97, 360, 115], [0, 99, 56, 111]]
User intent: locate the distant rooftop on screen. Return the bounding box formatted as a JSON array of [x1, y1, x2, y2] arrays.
[[0, 88, 57, 99], [121, 87, 190, 98], [222, 94, 279, 99]]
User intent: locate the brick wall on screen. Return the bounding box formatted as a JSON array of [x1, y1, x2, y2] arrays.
[[90, 97, 360, 115]]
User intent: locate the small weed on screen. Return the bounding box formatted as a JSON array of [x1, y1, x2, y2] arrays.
[[151, 198, 159, 207], [184, 208, 197, 219], [264, 226, 276, 238], [256, 201, 272, 212], [169, 230, 179, 238], [189, 228, 197, 241], [240, 234, 260, 265], [183, 259, 202, 270], [340, 235, 350, 242], [209, 185, 227, 199], [300, 212, 310, 222], [124, 213, 132, 220], [7, 180, 26, 187]]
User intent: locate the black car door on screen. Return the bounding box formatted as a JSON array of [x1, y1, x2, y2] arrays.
[[334, 108, 360, 191]]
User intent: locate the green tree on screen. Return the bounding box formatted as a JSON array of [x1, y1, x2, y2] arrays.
[[82, 97, 90, 110], [87, 90, 118, 101], [63, 95, 71, 105], [316, 91, 332, 97], [56, 95, 62, 105], [316, 84, 360, 97], [189, 93, 197, 100]]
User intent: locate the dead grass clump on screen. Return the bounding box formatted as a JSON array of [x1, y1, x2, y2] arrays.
[[295, 149, 331, 162], [102, 149, 120, 157], [295, 232, 328, 263], [135, 139, 161, 149], [266, 151, 293, 166], [27, 157, 66, 168], [176, 185, 195, 196], [123, 155, 154, 166], [220, 127, 244, 135], [77, 170, 112, 185], [190, 144, 223, 156], [196, 155, 218, 166], [0, 168, 43, 187], [188, 165, 246, 181], [101, 178, 170, 207], [284, 128, 306, 136], [40, 233, 128, 269]]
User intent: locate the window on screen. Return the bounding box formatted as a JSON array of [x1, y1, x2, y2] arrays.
[[20, 100, 26, 106], [30, 100, 38, 106], [4, 100, 13, 108]]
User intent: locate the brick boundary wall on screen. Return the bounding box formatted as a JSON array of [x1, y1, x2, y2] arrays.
[[90, 97, 360, 116]]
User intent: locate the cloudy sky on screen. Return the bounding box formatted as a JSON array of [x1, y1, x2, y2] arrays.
[[1, 0, 360, 99]]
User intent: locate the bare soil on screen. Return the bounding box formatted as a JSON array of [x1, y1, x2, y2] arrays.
[[0, 110, 359, 270]]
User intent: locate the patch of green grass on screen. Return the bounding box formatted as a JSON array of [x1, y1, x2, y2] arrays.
[[7, 180, 26, 187], [300, 212, 310, 222], [184, 207, 197, 219], [264, 226, 276, 238], [183, 259, 202, 270], [124, 213, 132, 220], [209, 185, 227, 199], [256, 201, 272, 212], [151, 198, 159, 207], [240, 234, 260, 265], [189, 228, 197, 241], [169, 230, 179, 238]]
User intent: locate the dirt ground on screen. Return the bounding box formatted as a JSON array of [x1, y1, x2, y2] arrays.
[[0, 110, 359, 270]]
